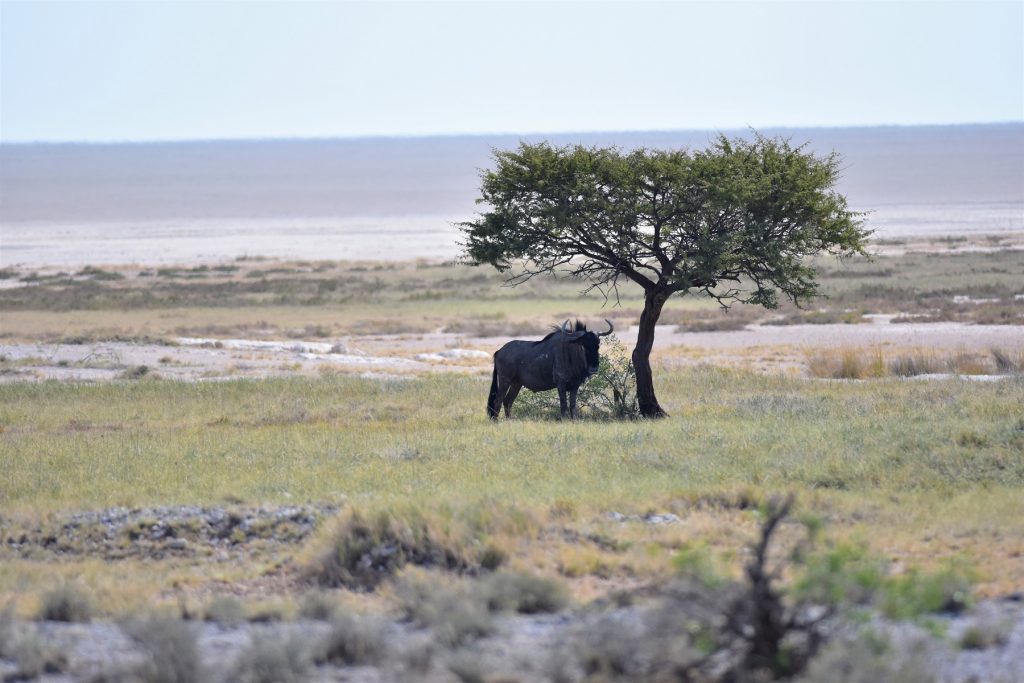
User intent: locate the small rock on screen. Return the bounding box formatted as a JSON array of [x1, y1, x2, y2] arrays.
[[644, 513, 681, 525]]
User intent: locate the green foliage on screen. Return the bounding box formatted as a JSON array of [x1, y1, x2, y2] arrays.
[[461, 134, 869, 308], [672, 542, 726, 588], [794, 543, 975, 619], [793, 543, 887, 606], [881, 564, 974, 619]]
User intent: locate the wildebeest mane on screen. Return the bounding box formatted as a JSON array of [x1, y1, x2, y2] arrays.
[[534, 319, 588, 344]]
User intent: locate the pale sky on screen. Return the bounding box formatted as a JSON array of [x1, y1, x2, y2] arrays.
[[1, 0, 1021, 143]]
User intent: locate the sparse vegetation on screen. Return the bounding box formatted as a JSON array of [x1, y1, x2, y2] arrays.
[[297, 591, 342, 621], [475, 571, 569, 614], [307, 504, 514, 590], [313, 613, 387, 666], [392, 570, 495, 646], [122, 615, 203, 683], [763, 308, 867, 325], [118, 364, 152, 380], [203, 595, 247, 626], [37, 583, 94, 622], [805, 347, 1024, 378], [231, 632, 310, 683], [795, 632, 931, 683]]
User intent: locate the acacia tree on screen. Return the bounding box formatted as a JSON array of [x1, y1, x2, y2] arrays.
[[460, 134, 869, 418]]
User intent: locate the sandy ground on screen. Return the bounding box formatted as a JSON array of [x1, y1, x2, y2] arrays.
[[3, 215, 1024, 269], [0, 216, 464, 268], [3, 316, 1022, 383]]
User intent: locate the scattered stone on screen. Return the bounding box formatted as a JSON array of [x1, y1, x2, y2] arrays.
[[1, 504, 339, 561], [605, 511, 681, 525]]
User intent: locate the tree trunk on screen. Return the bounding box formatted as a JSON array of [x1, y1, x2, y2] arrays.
[[633, 287, 670, 418]]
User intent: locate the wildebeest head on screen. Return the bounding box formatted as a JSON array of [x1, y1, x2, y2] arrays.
[[560, 319, 614, 375]]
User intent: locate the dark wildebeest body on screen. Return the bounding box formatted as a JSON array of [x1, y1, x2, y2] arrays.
[[488, 319, 612, 420]]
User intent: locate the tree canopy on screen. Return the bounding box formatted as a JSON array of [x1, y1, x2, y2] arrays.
[[461, 134, 870, 417]]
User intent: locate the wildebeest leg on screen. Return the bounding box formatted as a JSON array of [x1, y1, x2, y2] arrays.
[[557, 384, 569, 420], [569, 388, 579, 420], [490, 375, 512, 420], [503, 382, 522, 418]]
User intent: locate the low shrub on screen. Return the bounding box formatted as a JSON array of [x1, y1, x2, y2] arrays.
[[118, 364, 152, 380], [297, 591, 342, 621], [795, 543, 974, 620], [805, 348, 885, 379], [314, 613, 387, 666], [958, 618, 1012, 650], [392, 570, 494, 646], [123, 616, 203, 683], [672, 542, 727, 588], [231, 632, 309, 683], [793, 542, 887, 606], [880, 565, 973, 619], [203, 596, 247, 626], [37, 583, 94, 622], [308, 503, 522, 590], [763, 309, 867, 326], [475, 571, 569, 614], [991, 347, 1024, 373], [795, 632, 931, 683], [2, 609, 67, 678]]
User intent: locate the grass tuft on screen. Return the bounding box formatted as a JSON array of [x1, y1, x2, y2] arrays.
[[313, 613, 387, 666], [806, 348, 885, 379], [231, 632, 309, 683], [122, 615, 203, 683], [297, 591, 342, 621], [475, 571, 569, 614], [203, 595, 247, 626], [37, 583, 94, 622], [392, 570, 495, 646], [308, 503, 525, 590]]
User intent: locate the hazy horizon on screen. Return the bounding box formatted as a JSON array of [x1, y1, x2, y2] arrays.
[[2, 122, 1022, 266], [4, 119, 1024, 148]]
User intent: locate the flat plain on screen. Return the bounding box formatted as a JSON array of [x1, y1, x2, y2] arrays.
[[1, 231, 1023, 681]]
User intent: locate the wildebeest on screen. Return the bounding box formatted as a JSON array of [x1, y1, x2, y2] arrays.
[[488, 319, 613, 420]]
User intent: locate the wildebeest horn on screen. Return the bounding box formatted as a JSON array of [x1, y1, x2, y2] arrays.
[[597, 319, 614, 337], [561, 319, 571, 332]]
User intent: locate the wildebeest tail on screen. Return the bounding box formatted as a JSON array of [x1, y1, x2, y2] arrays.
[[487, 364, 500, 419]]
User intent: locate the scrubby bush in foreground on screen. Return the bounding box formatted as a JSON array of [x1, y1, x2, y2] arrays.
[[307, 503, 529, 590]]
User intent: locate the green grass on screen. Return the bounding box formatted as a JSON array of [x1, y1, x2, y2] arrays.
[[2, 367, 1023, 611], [1, 369, 1021, 513]]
